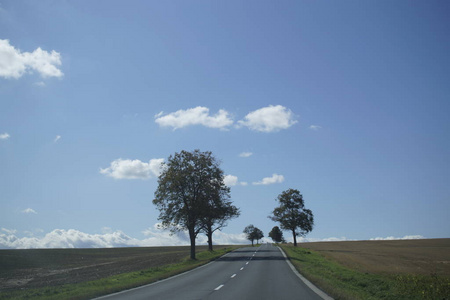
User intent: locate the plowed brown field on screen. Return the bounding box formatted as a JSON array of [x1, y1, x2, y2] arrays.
[[300, 238, 450, 276], [0, 245, 230, 291]]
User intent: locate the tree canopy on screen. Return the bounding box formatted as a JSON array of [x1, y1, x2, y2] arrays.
[[269, 188, 314, 246], [153, 150, 236, 259], [268, 226, 285, 243]]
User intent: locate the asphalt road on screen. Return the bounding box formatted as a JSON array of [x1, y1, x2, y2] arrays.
[[96, 243, 329, 300]]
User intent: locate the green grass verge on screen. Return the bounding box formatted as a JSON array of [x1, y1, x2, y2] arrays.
[[280, 245, 450, 300], [0, 247, 237, 300]]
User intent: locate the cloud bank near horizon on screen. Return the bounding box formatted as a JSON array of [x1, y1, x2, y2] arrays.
[[0, 227, 425, 249], [0, 226, 248, 249]]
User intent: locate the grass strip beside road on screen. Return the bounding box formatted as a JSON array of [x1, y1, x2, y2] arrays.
[[0, 247, 238, 300], [280, 244, 450, 300]]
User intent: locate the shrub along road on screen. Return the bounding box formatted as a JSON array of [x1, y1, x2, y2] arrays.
[[96, 243, 329, 300]]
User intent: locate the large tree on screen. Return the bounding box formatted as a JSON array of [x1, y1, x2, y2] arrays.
[[269, 189, 314, 247], [153, 150, 231, 259], [243, 225, 264, 246], [269, 226, 285, 244]]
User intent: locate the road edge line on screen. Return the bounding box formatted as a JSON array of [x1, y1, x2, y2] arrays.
[[277, 246, 334, 300], [93, 247, 241, 299]]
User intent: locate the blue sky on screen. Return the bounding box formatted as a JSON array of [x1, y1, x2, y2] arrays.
[[1, 1, 449, 248]]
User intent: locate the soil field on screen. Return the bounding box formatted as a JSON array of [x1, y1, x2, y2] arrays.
[[0, 245, 231, 291], [300, 238, 450, 276]]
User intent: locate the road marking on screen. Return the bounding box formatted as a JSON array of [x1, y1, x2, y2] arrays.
[[214, 284, 224, 291], [240, 267, 244, 270], [231, 274, 236, 278], [246, 262, 249, 265]]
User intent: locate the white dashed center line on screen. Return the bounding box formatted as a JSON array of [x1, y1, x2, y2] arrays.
[[240, 267, 244, 271], [215, 284, 224, 291], [231, 274, 236, 278], [246, 262, 249, 265]]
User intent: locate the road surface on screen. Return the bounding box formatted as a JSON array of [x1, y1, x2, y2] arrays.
[[96, 243, 330, 300]]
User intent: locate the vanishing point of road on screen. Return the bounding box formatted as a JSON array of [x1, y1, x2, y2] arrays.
[[96, 243, 332, 300]]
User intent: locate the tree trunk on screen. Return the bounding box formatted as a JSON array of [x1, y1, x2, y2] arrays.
[[189, 228, 196, 260], [292, 229, 297, 247], [207, 225, 213, 251]]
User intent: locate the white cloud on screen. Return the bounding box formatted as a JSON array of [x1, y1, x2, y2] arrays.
[[223, 174, 247, 187], [224, 175, 238, 186], [0, 39, 63, 79], [100, 158, 164, 180], [0, 132, 10, 140], [253, 173, 285, 185], [155, 107, 233, 130], [309, 125, 322, 130], [239, 152, 253, 158], [22, 208, 37, 214], [1, 228, 17, 235], [34, 81, 45, 87], [370, 235, 424, 241], [54, 135, 61, 143], [0, 225, 249, 249], [238, 105, 297, 133]]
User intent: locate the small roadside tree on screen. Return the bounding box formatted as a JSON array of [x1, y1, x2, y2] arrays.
[[243, 225, 264, 246], [269, 188, 314, 247], [201, 193, 240, 251], [243, 225, 256, 246], [254, 228, 264, 245], [153, 150, 230, 260], [269, 226, 285, 244]]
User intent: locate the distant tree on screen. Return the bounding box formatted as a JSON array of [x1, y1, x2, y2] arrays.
[[243, 225, 256, 246], [269, 226, 285, 243], [254, 228, 264, 244], [153, 150, 231, 260], [269, 189, 314, 247], [243, 225, 264, 246]]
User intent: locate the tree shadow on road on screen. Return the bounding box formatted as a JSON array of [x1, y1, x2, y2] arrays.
[[216, 255, 287, 262]]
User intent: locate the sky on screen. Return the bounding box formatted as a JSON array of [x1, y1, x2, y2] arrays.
[[1, 1, 449, 249]]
